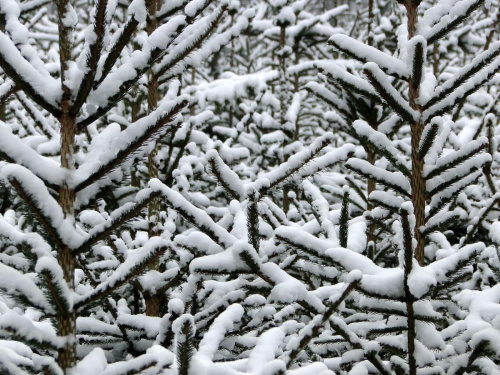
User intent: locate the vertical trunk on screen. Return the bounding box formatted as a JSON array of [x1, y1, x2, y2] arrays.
[[410, 121, 425, 265], [190, 67, 196, 117], [230, 14, 235, 70], [56, 0, 77, 370], [406, 1, 425, 266], [58, 99, 77, 375], [229, 14, 235, 130], [145, 0, 162, 317], [367, 0, 374, 47], [147, 0, 161, 239], [278, 25, 287, 129], [405, 3, 421, 375], [365, 0, 376, 258], [366, 147, 376, 259], [293, 47, 300, 141], [279, 25, 291, 213], [0, 15, 5, 123], [402, 211, 417, 375], [145, 294, 161, 317], [131, 87, 142, 188]]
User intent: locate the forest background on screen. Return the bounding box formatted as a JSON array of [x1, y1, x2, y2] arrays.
[[0, 0, 500, 374]]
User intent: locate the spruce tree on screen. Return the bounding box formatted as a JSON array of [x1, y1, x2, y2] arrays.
[[0, 0, 243, 372]]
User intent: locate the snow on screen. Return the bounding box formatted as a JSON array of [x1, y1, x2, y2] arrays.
[[0, 0, 498, 373], [128, 0, 147, 22], [190, 304, 244, 372], [315, 61, 378, 99], [0, 262, 51, 313], [75, 238, 170, 307], [329, 34, 408, 79], [61, 3, 77, 28], [346, 158, 411, 195], [420, 0, 485, 41], [0, 163, 85, 248], [0, 125, 64, 184], [275, 6, 296, 26], [0, 33, 61, 105], [363, 62, 418, 122]]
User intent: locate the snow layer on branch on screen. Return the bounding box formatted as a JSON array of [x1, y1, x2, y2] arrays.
[[419, 0, 483, 41], [189, 71, 277, 108], [191, 8, 254, 65], [247, 134, 354, 196], [316, 61, 378, 98], [408, 243, 484, 298], [0, 125, 64, 185], [77, 345, 174, 375], [346, 159, 411, 194], [419, 0, 464, 34], [246, 327, 285, 373], [88, 15, 186, 106], [0, 32, 61, 105], [147, 179, 236, 248], [275, 226, 402, 297], [0, 262, 52, 313], [329, 34, 408, 79], [454, 284, 500, 359], [353, 120, 409, 169], [74, 95, 187, 188], [185, 0, 210, 17], [191, 303, 244, 372], [128, 0, 147, 22], [363, 62, 417, 122], [423, 53, 500, 120], [261, 262, 309, 304], [206, 150, 244, 200], [0, 214, 53, 261], [0, 163, 83, 247], [424, 137, 488, 178], [74, 238, 169, 306], [424, 41, 500, 106], [0, 311, 64, 348], [303, 179, 337, 241]]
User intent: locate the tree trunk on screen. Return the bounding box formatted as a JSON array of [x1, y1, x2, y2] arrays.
[[56, 0, 77, 369], [145, 0, 163, 317], [147, 0, 161, 238], [405, 3, 421, 375], [58, 101, 77, 373], [406, 1, 425, 266]]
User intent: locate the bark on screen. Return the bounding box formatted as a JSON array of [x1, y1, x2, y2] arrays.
[[145, 0, 163, 317], [405, 3, 421, 375], [366, 147, 376, 258], [147, 0, 161, 238], [58, 96, 77, 374], [56, 0, 77, 369], [0, 15, 5, 122], [406, 1, 425, 266], [279, 25, 291, 213]]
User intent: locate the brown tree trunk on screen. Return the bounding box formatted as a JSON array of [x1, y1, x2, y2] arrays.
[[366, 147, 376, 259], [145, 294, 162, 317], [147, 0, 161, 238], [279, 25, 287, 129], [145, 0, 162, 317], [406, 1, 425, 267], [279, 25, 291, 213], [0, 15, 5, 123], [58, 100, 77, 372], [405, 3, 421, 375], [56, 0, 77, 369]]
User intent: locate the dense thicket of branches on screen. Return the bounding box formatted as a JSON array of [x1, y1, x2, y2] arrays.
[[0, 0, 500, 374]]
